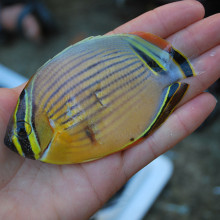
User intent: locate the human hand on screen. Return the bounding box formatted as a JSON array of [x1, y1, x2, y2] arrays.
[[0, 1, 219, 219]]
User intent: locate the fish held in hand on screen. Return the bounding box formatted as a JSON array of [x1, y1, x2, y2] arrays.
[[4, 32, 195, 164]]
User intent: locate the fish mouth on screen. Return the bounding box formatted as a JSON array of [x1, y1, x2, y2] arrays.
[[4, 117, 35, 160]]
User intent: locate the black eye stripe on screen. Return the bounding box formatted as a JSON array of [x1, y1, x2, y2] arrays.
[[17, 136, 35, 159], [15, 90, 35, 159]]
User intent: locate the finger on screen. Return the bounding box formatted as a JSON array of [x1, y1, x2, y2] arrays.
[[122, 92, 217, 178], [109, 1, 204, 38], [168, 13, 220, 58], [0, 88, 19, 124], [12, 82, 27, 93], [0, 82, 26, 124]]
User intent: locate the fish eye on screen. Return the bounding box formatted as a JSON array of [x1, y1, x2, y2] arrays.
[[15, 121, 32, 138]]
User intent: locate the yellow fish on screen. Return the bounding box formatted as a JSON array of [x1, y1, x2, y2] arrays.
[[4, 32, 195, 164]]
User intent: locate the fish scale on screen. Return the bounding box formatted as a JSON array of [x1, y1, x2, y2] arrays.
[[46, 52, 136, 115], [58, 61, 144, 125]]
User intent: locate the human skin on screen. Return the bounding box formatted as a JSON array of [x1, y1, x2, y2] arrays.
[[0, 1, 220, 219]]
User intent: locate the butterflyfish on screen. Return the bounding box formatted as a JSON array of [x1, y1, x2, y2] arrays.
[[4, 32, 195, 164]]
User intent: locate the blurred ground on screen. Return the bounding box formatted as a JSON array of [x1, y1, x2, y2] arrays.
[[0, 0, 219, 219]]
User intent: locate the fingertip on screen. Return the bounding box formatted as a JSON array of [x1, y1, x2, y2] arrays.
[[184, 0, 205, 17], [158, 0, 205, 36], [200, 92, 217, 113]]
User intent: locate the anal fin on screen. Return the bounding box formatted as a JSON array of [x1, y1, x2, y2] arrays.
[[143, 82, 189, 137]]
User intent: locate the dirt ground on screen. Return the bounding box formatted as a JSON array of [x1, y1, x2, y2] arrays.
[[0, 0, 219, 219]]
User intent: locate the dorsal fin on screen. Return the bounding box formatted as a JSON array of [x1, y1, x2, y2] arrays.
[[131, 32, 172, 52]]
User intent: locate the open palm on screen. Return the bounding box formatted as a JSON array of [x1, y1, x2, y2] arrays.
[[0, 1, 219, 219]]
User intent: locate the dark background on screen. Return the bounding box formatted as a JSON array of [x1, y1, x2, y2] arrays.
[[0, 0, 219, 219]]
